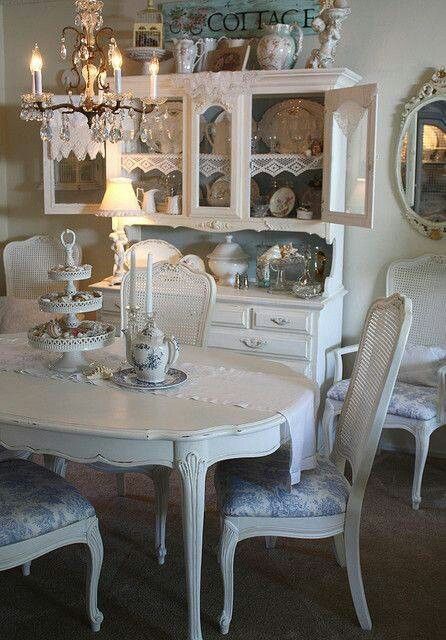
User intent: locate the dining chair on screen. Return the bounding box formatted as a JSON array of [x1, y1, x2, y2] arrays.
[[214, 293, 412, 633], [1, 234, 81, 465], [91, 262, 216, 565], [0, 458, 103, 632], [321, 255, 446, 509], [4, 234, 82, 299], [124, 238, 183, 269]]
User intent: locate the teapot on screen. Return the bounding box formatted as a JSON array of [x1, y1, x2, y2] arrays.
[[123, 313, 179, 383], [136, 188, 159, 214]]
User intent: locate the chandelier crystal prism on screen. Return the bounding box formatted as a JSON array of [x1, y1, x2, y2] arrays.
[[20, 0, 165, 145]]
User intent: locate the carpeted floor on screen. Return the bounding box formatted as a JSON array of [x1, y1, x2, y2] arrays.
[[1, 452, 445, 640]]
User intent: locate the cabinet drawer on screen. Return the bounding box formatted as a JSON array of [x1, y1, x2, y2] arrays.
[[207, 328, 312, 360], [212, 303, 250, 328], [252, 307, 312, 334]]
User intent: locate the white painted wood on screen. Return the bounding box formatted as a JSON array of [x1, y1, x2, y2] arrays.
[[217, 294, 412, 634], [0, 516, 103, 632], [322, 84, 378, 228], [0, 344, 296, 640], [322, 255, 446, 508]]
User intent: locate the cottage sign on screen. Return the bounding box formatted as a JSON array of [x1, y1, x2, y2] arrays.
[[162, 0, 320, 40]]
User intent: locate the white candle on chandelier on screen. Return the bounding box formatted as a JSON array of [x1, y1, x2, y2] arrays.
[[145, 252, 153, 315], [30, 44, 43, 95], [148, 55, 159, 100], [129, 248, 136, 309], [111, 47, 123, 94]]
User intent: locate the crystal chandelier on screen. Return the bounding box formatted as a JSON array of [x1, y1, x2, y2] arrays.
[[20, 0, 165, 144]]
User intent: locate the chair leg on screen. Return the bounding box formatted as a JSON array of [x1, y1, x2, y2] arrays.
[[320, 403, 337, 457], [412, 430, 430, 510], [344, 517, 372, 630], [116, 474, 126, 497], [333, 533, 346, 567], [86, 519, 104, 633], [22, 562, 31, 576], [43, 455, 67, 477], [264, 536, 277, 550], [150, 467, 171, 565], [219, 520, 239, 635]]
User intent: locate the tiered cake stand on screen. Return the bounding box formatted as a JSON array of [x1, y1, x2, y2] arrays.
[[28, 229, 115, 373]]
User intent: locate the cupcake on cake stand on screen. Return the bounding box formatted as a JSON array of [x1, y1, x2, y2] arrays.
[[28, 229, 115, 373]]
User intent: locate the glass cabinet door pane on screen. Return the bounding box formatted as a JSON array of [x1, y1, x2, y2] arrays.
[[198, 106, 232, 208], [322, 83, 377, 228], [54, 152, 105, 204]]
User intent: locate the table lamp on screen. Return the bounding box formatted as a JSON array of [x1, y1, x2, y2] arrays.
[[96, 177, 142, 285]]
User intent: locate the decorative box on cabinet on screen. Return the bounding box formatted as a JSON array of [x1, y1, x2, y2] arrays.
[[90, 280, 345, 394]]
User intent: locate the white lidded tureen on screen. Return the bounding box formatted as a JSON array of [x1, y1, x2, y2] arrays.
[[207, 235, 249, 286]]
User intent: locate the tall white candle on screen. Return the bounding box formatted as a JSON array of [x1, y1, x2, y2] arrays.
[[145, 252, 153, 315], [114, 68, 122, 94], [149, 74, 158, 100], [129, 248, 136, 309]]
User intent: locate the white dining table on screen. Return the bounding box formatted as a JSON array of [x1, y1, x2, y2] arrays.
[[0, 337, 317, 640]]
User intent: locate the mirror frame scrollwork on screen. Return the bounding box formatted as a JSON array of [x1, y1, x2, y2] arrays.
[[396, 68, 446, 240]]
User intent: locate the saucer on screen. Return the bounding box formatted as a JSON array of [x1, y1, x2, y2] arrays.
[[112, 367, 187, 391]]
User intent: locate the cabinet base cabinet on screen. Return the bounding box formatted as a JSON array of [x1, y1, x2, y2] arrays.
[[91, 281, 345, 390]]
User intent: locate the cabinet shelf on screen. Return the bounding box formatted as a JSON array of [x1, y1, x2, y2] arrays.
[[121, 153, 181, 175], [250, 153, 323, 177]]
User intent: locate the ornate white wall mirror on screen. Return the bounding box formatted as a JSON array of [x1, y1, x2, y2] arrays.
[[396, 68, 446, 239]]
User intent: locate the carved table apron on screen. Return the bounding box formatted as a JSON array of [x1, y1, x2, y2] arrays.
[[0, 348, 304, 640]]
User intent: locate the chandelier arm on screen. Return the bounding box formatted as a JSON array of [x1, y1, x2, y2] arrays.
[[62, 25, 84, 40]]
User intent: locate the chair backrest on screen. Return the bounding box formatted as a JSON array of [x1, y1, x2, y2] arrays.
[[4, 235, 82, 299], [124, 239, 182, 269], [386, 255, 446, 347], [333, 294, 412, 495], [120, 262, 216, 347]]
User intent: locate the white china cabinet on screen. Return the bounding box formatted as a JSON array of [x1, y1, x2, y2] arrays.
[[42, 68, 377, 392]]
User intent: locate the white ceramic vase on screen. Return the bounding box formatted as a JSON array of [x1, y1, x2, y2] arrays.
[[257, 23, 303, 71]]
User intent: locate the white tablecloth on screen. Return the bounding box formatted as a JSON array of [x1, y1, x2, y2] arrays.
[[0, 335, 319, 485]]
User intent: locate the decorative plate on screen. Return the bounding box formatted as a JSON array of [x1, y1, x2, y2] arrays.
[[258, 99, 324, 154], [269, 186, 296, 217], [208, 177, 231, 207], [112, 367, 187, 391], [124, 47, 169, 62]]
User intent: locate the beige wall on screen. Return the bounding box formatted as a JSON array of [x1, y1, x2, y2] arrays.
[[0, 1, 445, 452]]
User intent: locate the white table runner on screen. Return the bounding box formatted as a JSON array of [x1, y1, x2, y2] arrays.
[[0, 335, 318, 485]]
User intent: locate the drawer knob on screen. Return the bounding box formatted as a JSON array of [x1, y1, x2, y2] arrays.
[[271, 316, 289, 326], [241, 337, 267, 349]]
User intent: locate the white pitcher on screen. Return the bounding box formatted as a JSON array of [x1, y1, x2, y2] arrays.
[[166, 195, 182, 215], [172, 38, 204, 74], [205, 113, 231, 155], [136, 188, 159, 214]]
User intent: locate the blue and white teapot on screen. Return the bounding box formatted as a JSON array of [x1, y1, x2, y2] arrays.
[[124, 314, 179, 384]]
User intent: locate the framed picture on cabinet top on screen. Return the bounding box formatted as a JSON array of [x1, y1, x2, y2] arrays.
[[205, 42, 250, 72]]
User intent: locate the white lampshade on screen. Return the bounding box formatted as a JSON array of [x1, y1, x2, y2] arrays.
[[97, 177, 141, 217]]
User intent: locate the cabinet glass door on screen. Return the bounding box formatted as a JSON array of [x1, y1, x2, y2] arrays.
[[198, 106, 232, 209], [322, 83, 377, 228]]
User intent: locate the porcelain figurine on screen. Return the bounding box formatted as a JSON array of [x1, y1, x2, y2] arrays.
[[172, 38, 204, 74], [306, 1, 351, 69], [257, 23, 303, 71], [123, 313, 179, 383]]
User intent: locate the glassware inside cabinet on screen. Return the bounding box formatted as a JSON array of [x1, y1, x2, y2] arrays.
[[250, 94, 324, 220], [198, 106, 232, 208], [120, 98, 184, 216]]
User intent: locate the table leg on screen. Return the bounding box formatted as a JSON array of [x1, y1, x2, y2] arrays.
[[176, 446, 208, 640]]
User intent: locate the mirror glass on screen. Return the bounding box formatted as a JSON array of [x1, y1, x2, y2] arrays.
[[399, 99, 446, 224]]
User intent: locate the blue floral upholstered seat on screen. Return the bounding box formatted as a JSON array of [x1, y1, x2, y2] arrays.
[[327, 379, 438, 421], [215, 447, 350, 518], [0, 459, 95, 547]]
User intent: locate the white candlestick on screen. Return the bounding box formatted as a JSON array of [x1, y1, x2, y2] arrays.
[[129, 248, 136, 309], [145, 252, 153, 315], [149, 74, 158, 100], [114, 68, 122, 94]]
